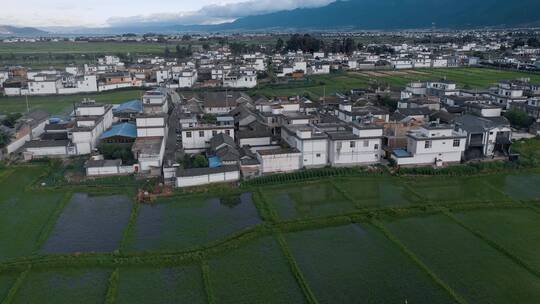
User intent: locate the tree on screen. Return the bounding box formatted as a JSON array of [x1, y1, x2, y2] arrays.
[[342, 38, 356, 55], [164, 47, 171, 58], [99, 144, 135, 164], [202, 43, 210, 51], [192, 155, 209, 168], [504, 109, 533, 129], [2, 113, 22, 128], [230, 42, 247, 55], [275, 38, 284, 52], [0, 130, 11, 148], [201, 114, 217, 125]]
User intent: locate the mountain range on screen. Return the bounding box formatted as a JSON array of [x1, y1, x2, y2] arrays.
[[6, 0, 540, 36], [223, 0, 540, 30], [0, 25, 48, 36]]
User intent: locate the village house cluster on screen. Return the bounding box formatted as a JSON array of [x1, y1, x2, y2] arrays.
[[4, 70, 539, 188], [2, 34, 520, 97]]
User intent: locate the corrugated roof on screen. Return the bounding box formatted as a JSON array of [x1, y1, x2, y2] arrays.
[[100, 123, 137, 140], [113, 100, 143, 114]]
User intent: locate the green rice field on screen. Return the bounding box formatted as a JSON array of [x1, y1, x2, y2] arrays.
[[251, 68, 540, 99], [12, 268, 111, 304], [0, 89, 144, 114], [2, 164, 540, 303], [116, 266, 206, 304], [208, 236, 305, 304]]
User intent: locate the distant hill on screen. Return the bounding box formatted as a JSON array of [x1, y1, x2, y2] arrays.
[[219, 0, 540, 30], [41, 0, 540, 35], [0, 25, 48, 36]]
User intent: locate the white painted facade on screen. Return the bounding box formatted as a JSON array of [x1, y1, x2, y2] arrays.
[[136, 116, 167, 138], [328, 127, 383, 167], [71, 104, 113, 155], [223, 73, 257, 88], [179, 69, 198, 88], [392, 126, 466, 166], [281, 126, 328, 168], [182, 126, 235, 154], [257, 150, 302, 173]]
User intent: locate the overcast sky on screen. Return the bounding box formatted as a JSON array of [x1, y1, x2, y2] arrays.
[[1, 0, 335, 27]]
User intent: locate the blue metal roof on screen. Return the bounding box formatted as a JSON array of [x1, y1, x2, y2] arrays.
[[392, 148, 412, 158], [208, 156, 222, 168], [100, 123, 137, 140], [113, 100, 143, 114]]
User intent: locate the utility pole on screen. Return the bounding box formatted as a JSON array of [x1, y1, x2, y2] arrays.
[[25, 93, 29, 113]]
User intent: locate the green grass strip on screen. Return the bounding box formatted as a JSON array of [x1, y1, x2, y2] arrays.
[[33, 191, 73, 254], [330, 179, 358, 206], [276, 233, 319, 304], [2, 266, 30, 304], [201, 260, 215, 304], [104, 268, 120, 304], [118, 201, 141, 253], [255, 188, 280, 222], [370, 220, 468, 304], [443, 211, 540, 280]]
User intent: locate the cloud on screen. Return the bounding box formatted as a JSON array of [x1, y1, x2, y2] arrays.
[[107, 0, 336, 26]]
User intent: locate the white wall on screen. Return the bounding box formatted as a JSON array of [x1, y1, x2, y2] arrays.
[[329, 138, 382, 166], [176, 170, 240, 188], [258, 153, 301, 173], [239, 137, 271, 147], [26, 146, 68, 157]]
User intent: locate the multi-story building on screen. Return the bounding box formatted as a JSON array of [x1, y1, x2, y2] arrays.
[[391, 124, 466, 166]]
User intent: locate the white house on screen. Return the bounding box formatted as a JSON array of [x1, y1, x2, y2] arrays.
[[281, 124, 328, 169], [491, 81, 527, 109], [391, 124, 466, 166], [132, 136, 166, 173], [454, 114, 512, 158], [392, 59, 413, 69], [223, 69, 257, 89], [27, 77, 59, 95], [179, 69, 198, 88], [0, 71, 8, 87], [70, 102, 114, 155], [181, 125, 235, 154], [326, 124, 383, 167], [136, 115, 167, 138], [142, 89, 169, 114]]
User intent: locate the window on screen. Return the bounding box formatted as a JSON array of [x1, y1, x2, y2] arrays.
[[363, 140, 369, 147], [316, 153, 321, 158], [186, 132, 192, 138], [425, 140, 432, 149], [453, 139, 461, 147], [350, 141, 356, 148], [212, 130, 217, 136], [225, 130, 231, 136], [374, 144, 379, 150], [199, 131, 205, 137]]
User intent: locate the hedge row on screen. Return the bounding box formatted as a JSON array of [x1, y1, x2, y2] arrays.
[[241, 167, 385, 187], [397, 161, 521, 176]]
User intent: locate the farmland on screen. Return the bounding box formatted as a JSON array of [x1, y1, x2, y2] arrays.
[[0, 67, 537, 116], [251, 67, 540, 99], [2, 164, 540, 303], [0, 89, 144, 114]]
